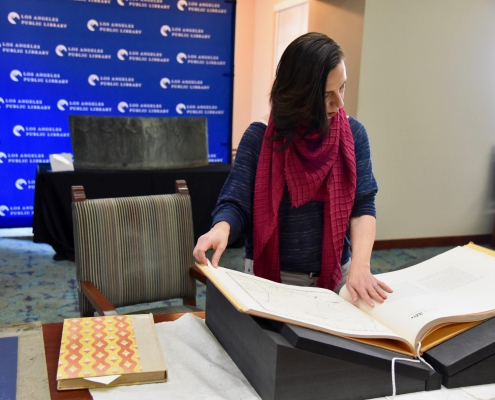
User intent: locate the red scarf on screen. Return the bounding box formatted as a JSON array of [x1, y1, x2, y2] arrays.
[[253, 108, 357, 290]]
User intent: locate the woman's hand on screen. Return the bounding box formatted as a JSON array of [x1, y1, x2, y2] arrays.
[[346, 261, 392, 307], [193, 221, 230, 268]]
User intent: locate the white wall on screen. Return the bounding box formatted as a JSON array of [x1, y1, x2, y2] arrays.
[[308, 0, 365, 119], [232, 0, 279, 149], [232, 0, 256, 150], [249, 0, 279, 125], [236, 0, 364, 148], [358, 0, 495, 240]]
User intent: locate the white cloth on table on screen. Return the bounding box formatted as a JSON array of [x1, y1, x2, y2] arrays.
[[90, 313, 260, 400], [88, 313, 495, 399], [377, 383, 495, 400]]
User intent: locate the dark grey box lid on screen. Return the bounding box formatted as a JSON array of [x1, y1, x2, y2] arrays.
[[207, 280, 439, 383], [277, 322, 435, 383], [423, 316, 495, 376], [69, 115, 209, 170]]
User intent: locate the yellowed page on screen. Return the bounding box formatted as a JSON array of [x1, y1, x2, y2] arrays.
[[465, 242, 495, 256], [339, 246, 495, 352], [199, 261, 407, 344]]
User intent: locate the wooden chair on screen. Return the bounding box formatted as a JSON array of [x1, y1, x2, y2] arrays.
[[71, 179, 206, 317]]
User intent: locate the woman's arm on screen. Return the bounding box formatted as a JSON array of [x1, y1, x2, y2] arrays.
[[193, 122, 265, 267], [346, 215, 392, 306]]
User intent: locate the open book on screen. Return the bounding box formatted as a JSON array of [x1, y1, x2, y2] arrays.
[[197, 243, 495, 357]]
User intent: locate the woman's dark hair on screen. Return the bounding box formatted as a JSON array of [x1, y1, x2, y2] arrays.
[[269, 32, 344, 150]]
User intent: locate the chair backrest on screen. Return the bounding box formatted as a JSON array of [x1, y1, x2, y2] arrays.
[[72, 189, 196, 315]]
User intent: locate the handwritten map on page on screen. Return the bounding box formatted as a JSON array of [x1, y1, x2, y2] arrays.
[[207, 265, 404, 341]]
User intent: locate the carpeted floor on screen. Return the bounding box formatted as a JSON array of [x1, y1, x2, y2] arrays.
[[0, 227, 483, 327]]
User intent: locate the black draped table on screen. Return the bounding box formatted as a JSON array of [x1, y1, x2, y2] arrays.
[[33, 163, 233, 261]]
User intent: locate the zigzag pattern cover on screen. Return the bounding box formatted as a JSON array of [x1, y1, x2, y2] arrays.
[[57, 316, 142, 380]]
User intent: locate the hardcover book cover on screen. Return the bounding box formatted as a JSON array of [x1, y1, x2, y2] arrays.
[[57, 314, 167, 390], [0, 336, 18, 399], [0, 322, 50, 399]]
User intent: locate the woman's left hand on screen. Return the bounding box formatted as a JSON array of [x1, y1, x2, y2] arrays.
[[345, 261, 392, 307]]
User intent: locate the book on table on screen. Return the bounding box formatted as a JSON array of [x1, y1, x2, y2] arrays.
[[0, 336, 18, 399], [197, 243, 495, 357], [57, 314, 167, 390]]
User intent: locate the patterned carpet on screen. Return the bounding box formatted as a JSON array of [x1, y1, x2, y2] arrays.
[[0, 227, 475, 327]]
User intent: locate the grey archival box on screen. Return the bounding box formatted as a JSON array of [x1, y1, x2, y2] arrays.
[[205, 282, 441, 400], [69, 115, 209, 170]]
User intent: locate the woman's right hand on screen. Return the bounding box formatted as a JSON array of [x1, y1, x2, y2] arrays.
[[193, 221, 231, 268]]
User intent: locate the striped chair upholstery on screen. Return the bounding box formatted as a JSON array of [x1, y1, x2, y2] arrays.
[[72, 192, 200, 316]]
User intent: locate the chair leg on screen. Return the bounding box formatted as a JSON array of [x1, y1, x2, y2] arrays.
[[183, 297, 196, 307], [78, 291, 96, 317], [80, 311, 95, 318]]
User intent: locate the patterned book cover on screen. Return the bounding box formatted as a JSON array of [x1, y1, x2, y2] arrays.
[[57, 315, 143, 380]]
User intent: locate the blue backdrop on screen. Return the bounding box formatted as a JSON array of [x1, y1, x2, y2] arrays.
[[0, 0, 235, 228]]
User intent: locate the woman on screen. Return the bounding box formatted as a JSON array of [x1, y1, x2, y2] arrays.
[[193, 33, 392, 307]]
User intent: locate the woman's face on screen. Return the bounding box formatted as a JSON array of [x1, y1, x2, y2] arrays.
[[325, 61, 347, 120]]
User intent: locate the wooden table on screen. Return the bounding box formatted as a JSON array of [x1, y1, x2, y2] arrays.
[[42, 312, 206, 399]]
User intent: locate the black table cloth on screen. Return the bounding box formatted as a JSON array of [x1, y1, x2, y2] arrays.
[[33, 163, 233, 261]]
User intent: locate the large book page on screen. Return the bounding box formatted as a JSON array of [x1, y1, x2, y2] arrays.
[[339, 246, 495, 350], [201, 263, 407, 345]]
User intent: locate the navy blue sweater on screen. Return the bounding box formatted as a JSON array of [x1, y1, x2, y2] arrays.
[[212, 117, 378, 274]]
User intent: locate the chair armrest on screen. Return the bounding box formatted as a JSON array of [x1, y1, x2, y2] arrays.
[[80, 281, 118, 316], [190, 265, 207, 285]]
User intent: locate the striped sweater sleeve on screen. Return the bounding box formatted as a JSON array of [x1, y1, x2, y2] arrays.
[[211, 122, 265, 244], [349, 118, 378, 218]]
